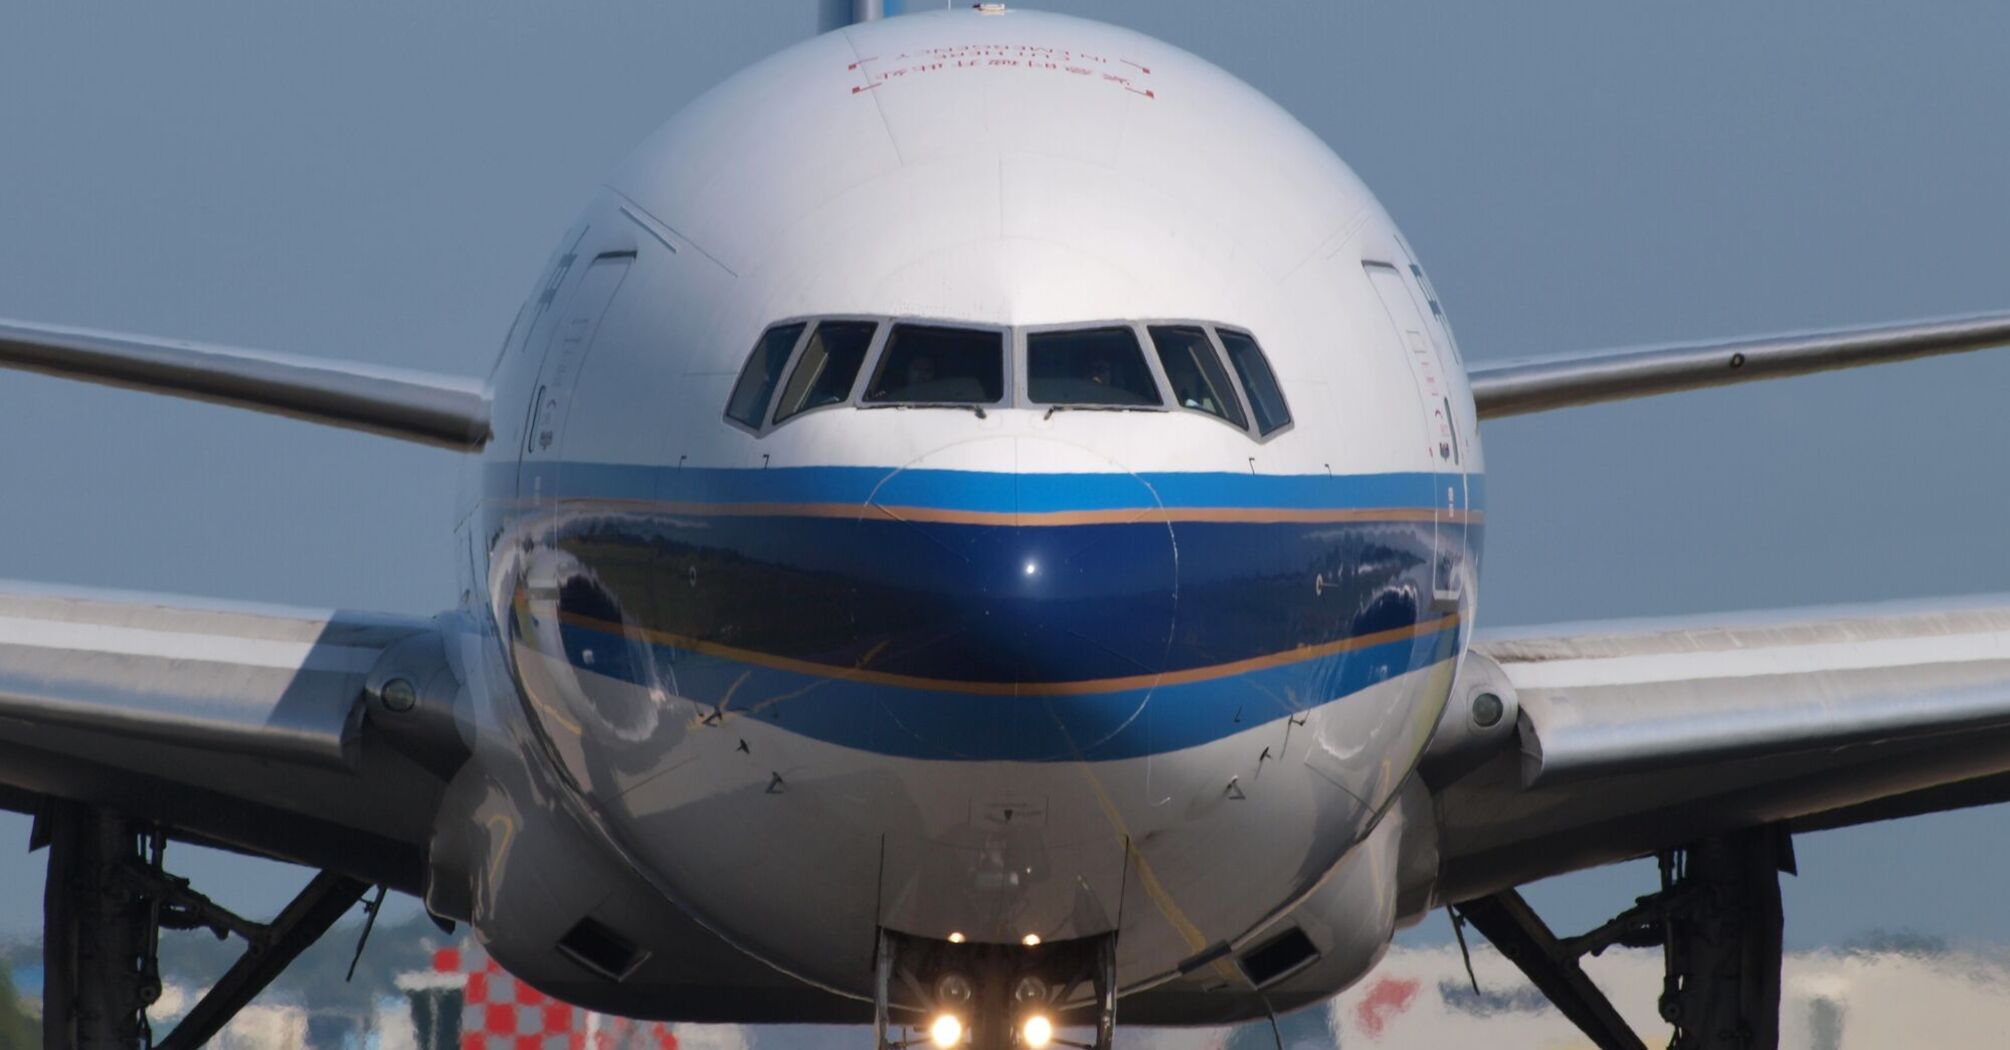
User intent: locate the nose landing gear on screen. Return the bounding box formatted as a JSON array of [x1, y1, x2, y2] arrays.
[[873, 929, 1118, 1050]]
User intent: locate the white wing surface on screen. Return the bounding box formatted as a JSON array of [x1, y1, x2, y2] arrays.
[[0, 582, 462, 891], [1434, 596, 2010, 902]]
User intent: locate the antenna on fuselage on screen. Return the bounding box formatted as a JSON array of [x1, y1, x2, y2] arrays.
[[843, 0, 963, 25]]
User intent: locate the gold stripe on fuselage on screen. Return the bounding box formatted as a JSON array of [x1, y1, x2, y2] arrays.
[[554, 609, 1461, 698]]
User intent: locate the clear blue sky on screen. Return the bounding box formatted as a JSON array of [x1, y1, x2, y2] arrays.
[[2, 0, 2009, 962]]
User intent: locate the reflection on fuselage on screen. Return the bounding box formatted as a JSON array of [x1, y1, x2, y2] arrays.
[[512, 468, 1469, 762], [457, 6, 1485, 1021]]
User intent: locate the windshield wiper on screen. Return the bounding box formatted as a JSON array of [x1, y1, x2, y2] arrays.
[[862, 402, 988, 419], [1043, 404, 1156, 419]]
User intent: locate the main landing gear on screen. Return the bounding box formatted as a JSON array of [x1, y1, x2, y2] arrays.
[[873, 929, 1118, 1050], [1457, 826, 1793, 1050], [37, 801, 370, 1050]]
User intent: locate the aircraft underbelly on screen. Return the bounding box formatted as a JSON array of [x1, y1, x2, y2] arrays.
[[506, 627, 1444, 995]]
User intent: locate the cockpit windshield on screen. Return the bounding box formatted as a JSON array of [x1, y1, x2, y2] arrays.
[[1027, 327, 1163, 407], [725, 316, 1289, 441], [1218, 327, 1291, 435], [865, 324, 1004, 405], [725, 322, 805, 429], [1149, 325, 1247, 428], [774, 320, 875, 423]]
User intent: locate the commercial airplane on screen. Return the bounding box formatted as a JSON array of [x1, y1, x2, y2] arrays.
[[5, 7, 2010, 1050]]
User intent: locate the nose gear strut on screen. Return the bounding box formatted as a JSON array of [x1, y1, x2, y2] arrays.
[[873, 929, 1118, 1050]]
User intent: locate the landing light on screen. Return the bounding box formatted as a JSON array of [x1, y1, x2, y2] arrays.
[[1023, 561, 1038, 576], [1021, 1015, 1054, 1048], [1021, 933, 1041, 947], [929, 1014, 963, 1048], [947, 931, 966, 944]]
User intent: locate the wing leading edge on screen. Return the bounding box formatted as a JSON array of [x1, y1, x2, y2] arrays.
[[0, 582, 466, 890], [0, 318, 491, 449], [1469, 311, 2010, 419], [1433, 595, 2010, 903]]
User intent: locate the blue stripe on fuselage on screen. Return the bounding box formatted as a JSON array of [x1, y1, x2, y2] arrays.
[[554, 615, 1461, 762], [492, 462, 1486, 515], [502, 463, 1482, 761], [551, 515, 1470, 682]]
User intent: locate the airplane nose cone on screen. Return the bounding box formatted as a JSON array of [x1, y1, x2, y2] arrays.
[[851, 438, 1177, 758]]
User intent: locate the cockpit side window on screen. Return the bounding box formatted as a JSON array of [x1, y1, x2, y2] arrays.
[[724, 322, 806, 429], [864, 324, 1004, 405], [774, 320, 877, 423], [1148, 325, 1247, 429], [1027, 327, 1163, 407], [1217, 328, 1291, 436]]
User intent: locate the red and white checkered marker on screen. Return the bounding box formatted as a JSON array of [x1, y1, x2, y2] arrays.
[[424, 942, 680, 1050]]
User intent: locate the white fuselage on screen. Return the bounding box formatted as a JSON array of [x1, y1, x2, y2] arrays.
[[443, 8, 1483, 1020]]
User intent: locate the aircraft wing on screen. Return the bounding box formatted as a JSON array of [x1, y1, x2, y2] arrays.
[[0, 581, 465, 891], [1468, 311, 2010, 419], [0, 318, 491, 449], [1432, 595, 2010, 903]]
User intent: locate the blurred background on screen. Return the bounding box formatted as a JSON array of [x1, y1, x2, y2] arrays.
[[2, 2, 2008, 1046]]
